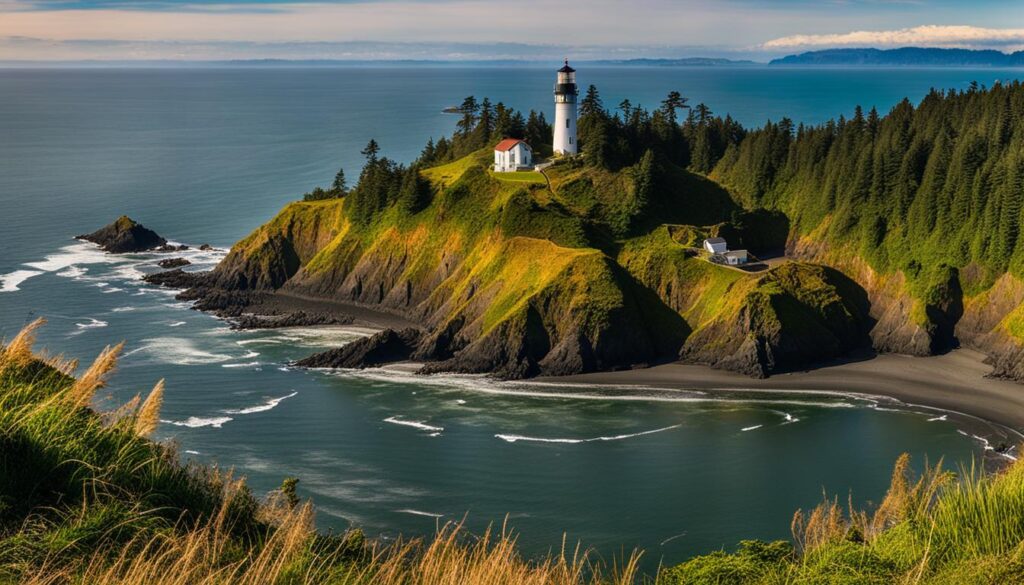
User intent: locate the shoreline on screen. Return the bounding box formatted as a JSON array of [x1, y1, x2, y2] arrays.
[[538, 349, 1024, 434], [191, 286, 1024, 436]]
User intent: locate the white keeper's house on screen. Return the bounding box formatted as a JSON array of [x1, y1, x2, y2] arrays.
[[493, 138, 533, 172]]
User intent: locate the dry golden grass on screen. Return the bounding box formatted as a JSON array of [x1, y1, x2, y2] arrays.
[[67, 342, 124, 408], [792, 452, 956, 555], [348, 521, 642, 585], [20, 511, 641, 585], [0, 317, 46, 370], [134, 378, 164, 437]]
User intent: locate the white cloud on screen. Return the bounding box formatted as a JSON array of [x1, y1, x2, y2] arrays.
[[764, 25, 1024, 50]]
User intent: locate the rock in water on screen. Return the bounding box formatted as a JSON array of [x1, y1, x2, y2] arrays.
[[157, 257, 191, 269], [76, 216, 166, 253], [230, 311, 354, 330], [143, 268, 210, 289], [296, 328, 422, 369]]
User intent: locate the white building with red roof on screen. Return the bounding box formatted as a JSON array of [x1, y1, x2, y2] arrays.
[[493, 138, 533, 172]]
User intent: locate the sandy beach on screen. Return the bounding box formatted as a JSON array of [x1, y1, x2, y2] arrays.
[[540, 349, 1024, 433]]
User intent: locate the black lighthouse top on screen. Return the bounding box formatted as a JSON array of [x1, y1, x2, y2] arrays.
[[554, 59, 578, 101]]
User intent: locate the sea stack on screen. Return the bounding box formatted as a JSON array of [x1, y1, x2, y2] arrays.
[[76, 216, 167, 253]]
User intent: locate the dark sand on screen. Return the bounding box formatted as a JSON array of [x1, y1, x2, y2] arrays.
[[540, 350, 1024, 432]]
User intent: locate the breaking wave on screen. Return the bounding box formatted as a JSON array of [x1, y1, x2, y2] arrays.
[[396, 509, 443, 518], [495, 424, 681, 444], [122, 337, 234, 365], [0, 270, 44, 292], [224, 391, 298, 415], [383, 416, 444, 433], [161, 416, 233, 429]]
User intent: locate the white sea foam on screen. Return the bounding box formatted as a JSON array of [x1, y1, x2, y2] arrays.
[[110, 264, 144, 281], [111, 306, 136, 312], [24, 242, 114, 273], [222, 362, 261, 368], [384, 416, 444, 433], [101, 287, 123, 294], [56, 265, 87, 278], [496, 424, 681, 444], [184, 450, 201, 455], [741, 424, 763, 432], [240, 350, 260, 359], [397, 509, 444, 518], [224, 391, 298, 415], [74, 317, 107, 331], [456, 399, 467, 405], [928, 414, 948, 422], [124, 337, 233, 365], [332, 366, 865, 410], [0, 270, 43, 292], [774, 411, 800, 424], [162, 416, 233, 428], [169, 321, 186, 327]]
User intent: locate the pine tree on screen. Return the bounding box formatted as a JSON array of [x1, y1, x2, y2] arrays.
[[660, 91, 688, 125], [580, 85, 604, 118], [456, 96, 479, 137], [331, 167, 347, 195]]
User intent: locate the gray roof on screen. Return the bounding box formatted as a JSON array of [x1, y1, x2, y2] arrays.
[[704, 237, 726, 244]]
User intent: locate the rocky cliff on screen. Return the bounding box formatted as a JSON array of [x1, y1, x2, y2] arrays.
[[167, 151, 878, 379]]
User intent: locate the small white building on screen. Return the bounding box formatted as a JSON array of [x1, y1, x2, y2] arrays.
[[703, 237, 728, 255], [494, 138, 532, 172], [723, 250, 749, 266]]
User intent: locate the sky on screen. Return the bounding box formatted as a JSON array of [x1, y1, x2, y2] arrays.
[[2, 0, 1024, 61]]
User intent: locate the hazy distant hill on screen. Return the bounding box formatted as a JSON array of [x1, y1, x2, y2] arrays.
[[771, 47, 1024, 67], [591, 57, 756, 66]]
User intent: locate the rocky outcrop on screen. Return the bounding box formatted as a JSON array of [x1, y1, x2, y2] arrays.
[[77, 216, 166, 253], [143, 268, 210, 289], [230, 311, 354, 330], [789, 236, 960, 357], [296, 328, 422, 368], [679, 264, 872, 377], [157, 257, 191, 269]]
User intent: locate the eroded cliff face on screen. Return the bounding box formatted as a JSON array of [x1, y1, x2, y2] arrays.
[[787, 235, 964, 357], [782, 226, 1024, 384], [957, 274, 1024, 380]]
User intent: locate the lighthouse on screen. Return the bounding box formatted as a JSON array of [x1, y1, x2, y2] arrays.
[[553, 59, 578, 155]]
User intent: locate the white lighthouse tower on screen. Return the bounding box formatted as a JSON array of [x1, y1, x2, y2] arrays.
[[553, 59, 578, 155]]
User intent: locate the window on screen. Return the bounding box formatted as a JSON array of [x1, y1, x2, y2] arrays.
[[566, 119, 570, 128], [569, 137, 573, 145]]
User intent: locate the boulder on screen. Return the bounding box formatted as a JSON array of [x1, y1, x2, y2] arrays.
[[157, 257, 191, 269]]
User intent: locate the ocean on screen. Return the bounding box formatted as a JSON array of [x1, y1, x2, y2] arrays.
[[0, 65, 1015, 569]]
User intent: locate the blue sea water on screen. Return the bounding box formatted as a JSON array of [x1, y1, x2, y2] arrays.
[[0, 65, 1017, 570]]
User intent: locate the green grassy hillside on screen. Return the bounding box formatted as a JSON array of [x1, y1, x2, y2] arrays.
[[194, 146, 865, 378]]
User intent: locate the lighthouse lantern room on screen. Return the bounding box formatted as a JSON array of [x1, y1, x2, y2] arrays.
[[553, 59, 578, 155]]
